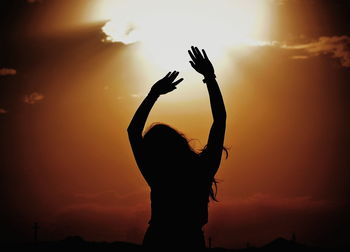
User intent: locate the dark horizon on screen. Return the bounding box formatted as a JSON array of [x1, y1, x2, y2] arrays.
[[1, 232, 341, 250]]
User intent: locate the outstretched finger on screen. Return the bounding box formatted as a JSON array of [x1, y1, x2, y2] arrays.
[[173, 78, 184, 86], [202, 49, 209, 60], [164, 71, 172, 78], [191, 46, 200, 59], [166, 71, 176, 80], [188, 50, 197, 62], [195, 47, 203, 60], [169, 71, 179, 81], [171, 71, 180, 79]]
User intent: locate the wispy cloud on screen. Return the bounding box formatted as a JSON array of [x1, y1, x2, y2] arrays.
[[0, 108, 8, 114], [290, 55, 309, 60], [73, 190, 148, 207], [0, 68, 16, 76], [24, 92, 45, 104], [284, 36, 350, 67], [131, 94, 144, 98]]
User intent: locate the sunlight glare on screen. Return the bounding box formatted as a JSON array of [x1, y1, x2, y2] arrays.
[[96, 0, 271, 71]]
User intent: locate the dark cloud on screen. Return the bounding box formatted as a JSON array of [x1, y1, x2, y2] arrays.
[[286, 36, 350, 67], [23, 92, 44, 104], [72, 190, 149, 207], [0, 68, 16, 76]]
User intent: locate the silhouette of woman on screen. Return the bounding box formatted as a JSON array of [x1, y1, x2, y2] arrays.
[[127, 46, 227, 250]]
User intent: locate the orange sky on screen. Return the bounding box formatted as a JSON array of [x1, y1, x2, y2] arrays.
[[1, 0, 349, 249]]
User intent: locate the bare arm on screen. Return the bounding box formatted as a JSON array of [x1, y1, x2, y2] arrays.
[[127, 91, 159, 184], [127, 71, 184, 184], [204, 77, 227, 177], [188, 46, 227, 178]]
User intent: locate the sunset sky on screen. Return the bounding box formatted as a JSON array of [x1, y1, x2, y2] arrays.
[[1, 0, 349, 249]]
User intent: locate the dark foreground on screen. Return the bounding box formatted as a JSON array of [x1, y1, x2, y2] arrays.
[[0, 236, 336, 251]]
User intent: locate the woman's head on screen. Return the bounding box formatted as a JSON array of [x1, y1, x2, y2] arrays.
[[143, 122, 194, 157]]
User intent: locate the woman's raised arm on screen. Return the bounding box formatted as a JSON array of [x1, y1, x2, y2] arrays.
[[127, 71, 184, 183], [188, 46, 227, 178]]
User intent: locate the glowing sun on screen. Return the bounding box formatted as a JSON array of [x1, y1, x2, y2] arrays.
[[94, 0, 272, 71]]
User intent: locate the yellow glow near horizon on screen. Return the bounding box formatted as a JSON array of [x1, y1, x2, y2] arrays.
[[93, 0, 271, 71]]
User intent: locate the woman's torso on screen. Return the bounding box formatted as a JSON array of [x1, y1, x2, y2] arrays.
[[146, 153, 212, 228]]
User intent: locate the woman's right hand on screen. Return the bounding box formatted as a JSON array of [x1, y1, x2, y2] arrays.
[[188, 46, 215, 78], [149, 71, 184, 96]]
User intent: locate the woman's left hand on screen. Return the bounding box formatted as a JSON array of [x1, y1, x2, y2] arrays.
[[150, 71, 184, 96]]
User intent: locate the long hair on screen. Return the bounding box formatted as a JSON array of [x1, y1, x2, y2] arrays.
[[142, 122, 229, 201]]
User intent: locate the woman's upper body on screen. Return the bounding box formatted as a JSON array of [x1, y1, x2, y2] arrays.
[[127, 46, 227, 229], [141, 123, 216, 228]]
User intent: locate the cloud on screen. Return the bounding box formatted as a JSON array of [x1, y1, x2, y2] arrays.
[[0, 108, 8, 114], [290, 55, 309, 60], [72, 190, 149, 207], [131, 94, 141, 98], [0, 68, 16, 76], [24, 92, 45, 104], [285, 36, 350, 67]]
